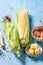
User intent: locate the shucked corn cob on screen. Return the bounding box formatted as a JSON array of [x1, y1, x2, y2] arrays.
[[3, 16, 20, 57], [16, 10, 31, 47]]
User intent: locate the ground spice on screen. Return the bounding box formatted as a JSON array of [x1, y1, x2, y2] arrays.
[[8, 4, 14, 10], [0, 50, 4, 57]]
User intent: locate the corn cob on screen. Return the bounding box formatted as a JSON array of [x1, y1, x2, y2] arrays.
[[3, 16, 20, 57], [15, 10, 31, 47]]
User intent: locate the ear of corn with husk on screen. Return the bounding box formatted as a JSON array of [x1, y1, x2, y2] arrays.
[[3, 18, 20, 57], [15, 10, 31, 47]]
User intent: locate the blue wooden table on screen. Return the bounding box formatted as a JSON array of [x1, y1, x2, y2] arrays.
[[0, 0, 43, 65]]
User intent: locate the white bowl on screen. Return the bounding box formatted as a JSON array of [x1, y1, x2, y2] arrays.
[[31, 26, 43, 42], [25, 43, 42, 57]]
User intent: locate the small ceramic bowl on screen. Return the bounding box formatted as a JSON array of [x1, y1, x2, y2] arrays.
[[25, 43, 42, 57], [31, 26, 43, 42]]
